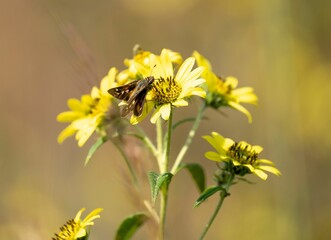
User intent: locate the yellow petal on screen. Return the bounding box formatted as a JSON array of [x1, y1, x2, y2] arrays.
[[205, 151, 221, 161], [150, 106, 162, 124], [225, 76, 238, 88], [227, 101, 253, 123], [74, 208, 86, 222], [253, 169, 268, 180], [257, 165, 281, 176], [251, 145, 263, 154], [176, 57, 195, 84], [134, 61, 151, 78], [160, 104, 171, 121], [172, 99, 188, 107], [192, 51, 212, 71], [180, 87, 206, 99], [75, 229, 87, 238], [91, 86, 100, 99], [57, 111, 84, 122], [100, 67, 118, 94], [203, 135, 221, 153], [67, 98, 83, 111], [160, 49, 174, 77], [57, 125, 76, 144], [256, 159, 275, 165], [181, 66, 205, 85], [72, 115, 101, 147]]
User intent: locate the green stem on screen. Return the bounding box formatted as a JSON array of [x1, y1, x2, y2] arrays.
[[156, 118, 164, 171], [198, 194, 224, 240], [162, 108, 174, 174], [159, 108, 174, 239], [159, 185, 169, 240], [199, 173, 234, 240], [156, 117, 163, 157], [111, 138, 139, 186], [171, 103, 206, 174]]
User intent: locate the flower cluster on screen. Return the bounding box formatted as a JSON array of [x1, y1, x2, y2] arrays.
[[55, 46, 281, 240], [53, 208, 103, 240], [203, 132, 281, 180], [57, 47, 209, 145]]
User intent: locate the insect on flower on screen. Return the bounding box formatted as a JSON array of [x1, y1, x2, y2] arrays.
[[108, 76, 155, 117]]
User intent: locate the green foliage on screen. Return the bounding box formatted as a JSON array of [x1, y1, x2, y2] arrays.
[[176, 163, 206, 193], [148, 171, 173, 205], [115, 213, 149, 240], [194, 186, 224, 208], [85, 136, 108, 166]]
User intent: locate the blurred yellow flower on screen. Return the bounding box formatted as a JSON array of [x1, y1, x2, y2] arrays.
[[57, 67, 118, 147], [131, 49, 206, 124], [117, 46, 183, 84], [193, 51, 257, 123], [203, 132, 281, 180], [53, 208, 103, 240]]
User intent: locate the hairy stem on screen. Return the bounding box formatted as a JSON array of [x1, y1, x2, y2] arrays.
[[159, 108, 173, 239], [199, 173, 234, 240]]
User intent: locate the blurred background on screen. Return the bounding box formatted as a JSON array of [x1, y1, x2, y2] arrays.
[[1, 0, 330, 239]]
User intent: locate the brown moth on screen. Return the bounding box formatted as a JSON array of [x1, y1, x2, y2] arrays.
[[108, 76, 155, 117]]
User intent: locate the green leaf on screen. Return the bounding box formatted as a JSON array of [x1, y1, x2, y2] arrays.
[[115, 213, 149, 240], [148, 172, 173, 205], [148, 171, 159, 204], [85, 136, 107, 166], [176, 163, 206, 193], [194, 186, 223, 208], [156, 172, 173, 195]]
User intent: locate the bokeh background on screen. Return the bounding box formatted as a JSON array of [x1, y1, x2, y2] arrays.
[[1, 0, 330, 239]]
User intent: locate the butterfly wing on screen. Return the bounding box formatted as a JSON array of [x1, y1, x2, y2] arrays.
[[121, 89, 148, 117], [108, 80, 139, 101], [133, 89, 148, 117], [109, 76, 155, 117]]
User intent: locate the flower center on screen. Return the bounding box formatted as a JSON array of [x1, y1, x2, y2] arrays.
[[151, 77, 182, 106], [228, 142, 258, 165], [216, 77, 232, 95], [54, 219, 79, 239], [89, 98, 100, 114]]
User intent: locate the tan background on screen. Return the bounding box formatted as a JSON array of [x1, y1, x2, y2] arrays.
[[1, 0, 330, 239]]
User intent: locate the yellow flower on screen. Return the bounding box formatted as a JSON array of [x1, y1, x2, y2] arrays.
[[193, 51, 258, 123], [130, 49, 206, 124], [53, 208, 103, 240], [203, 132, 281, 180], [57, 67, 118, 147], [117, 46, 183, 84]]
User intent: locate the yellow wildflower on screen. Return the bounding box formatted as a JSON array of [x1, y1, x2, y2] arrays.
[[117, 46, 183, 84], [53, 208, 103, 240], [57, 67, 118, 147], [131, 49, 206, 124], [193, 51, 257, 123], [203, 132, 281, 180]]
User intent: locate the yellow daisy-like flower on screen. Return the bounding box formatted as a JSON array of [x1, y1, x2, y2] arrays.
[[53, 208, 103, 240], [130, 49, 206, 124], [57, 67, 118, 147], [203, 132, 281, 180], [117, 46, 183, 84], [193, 51, 258, 123]]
